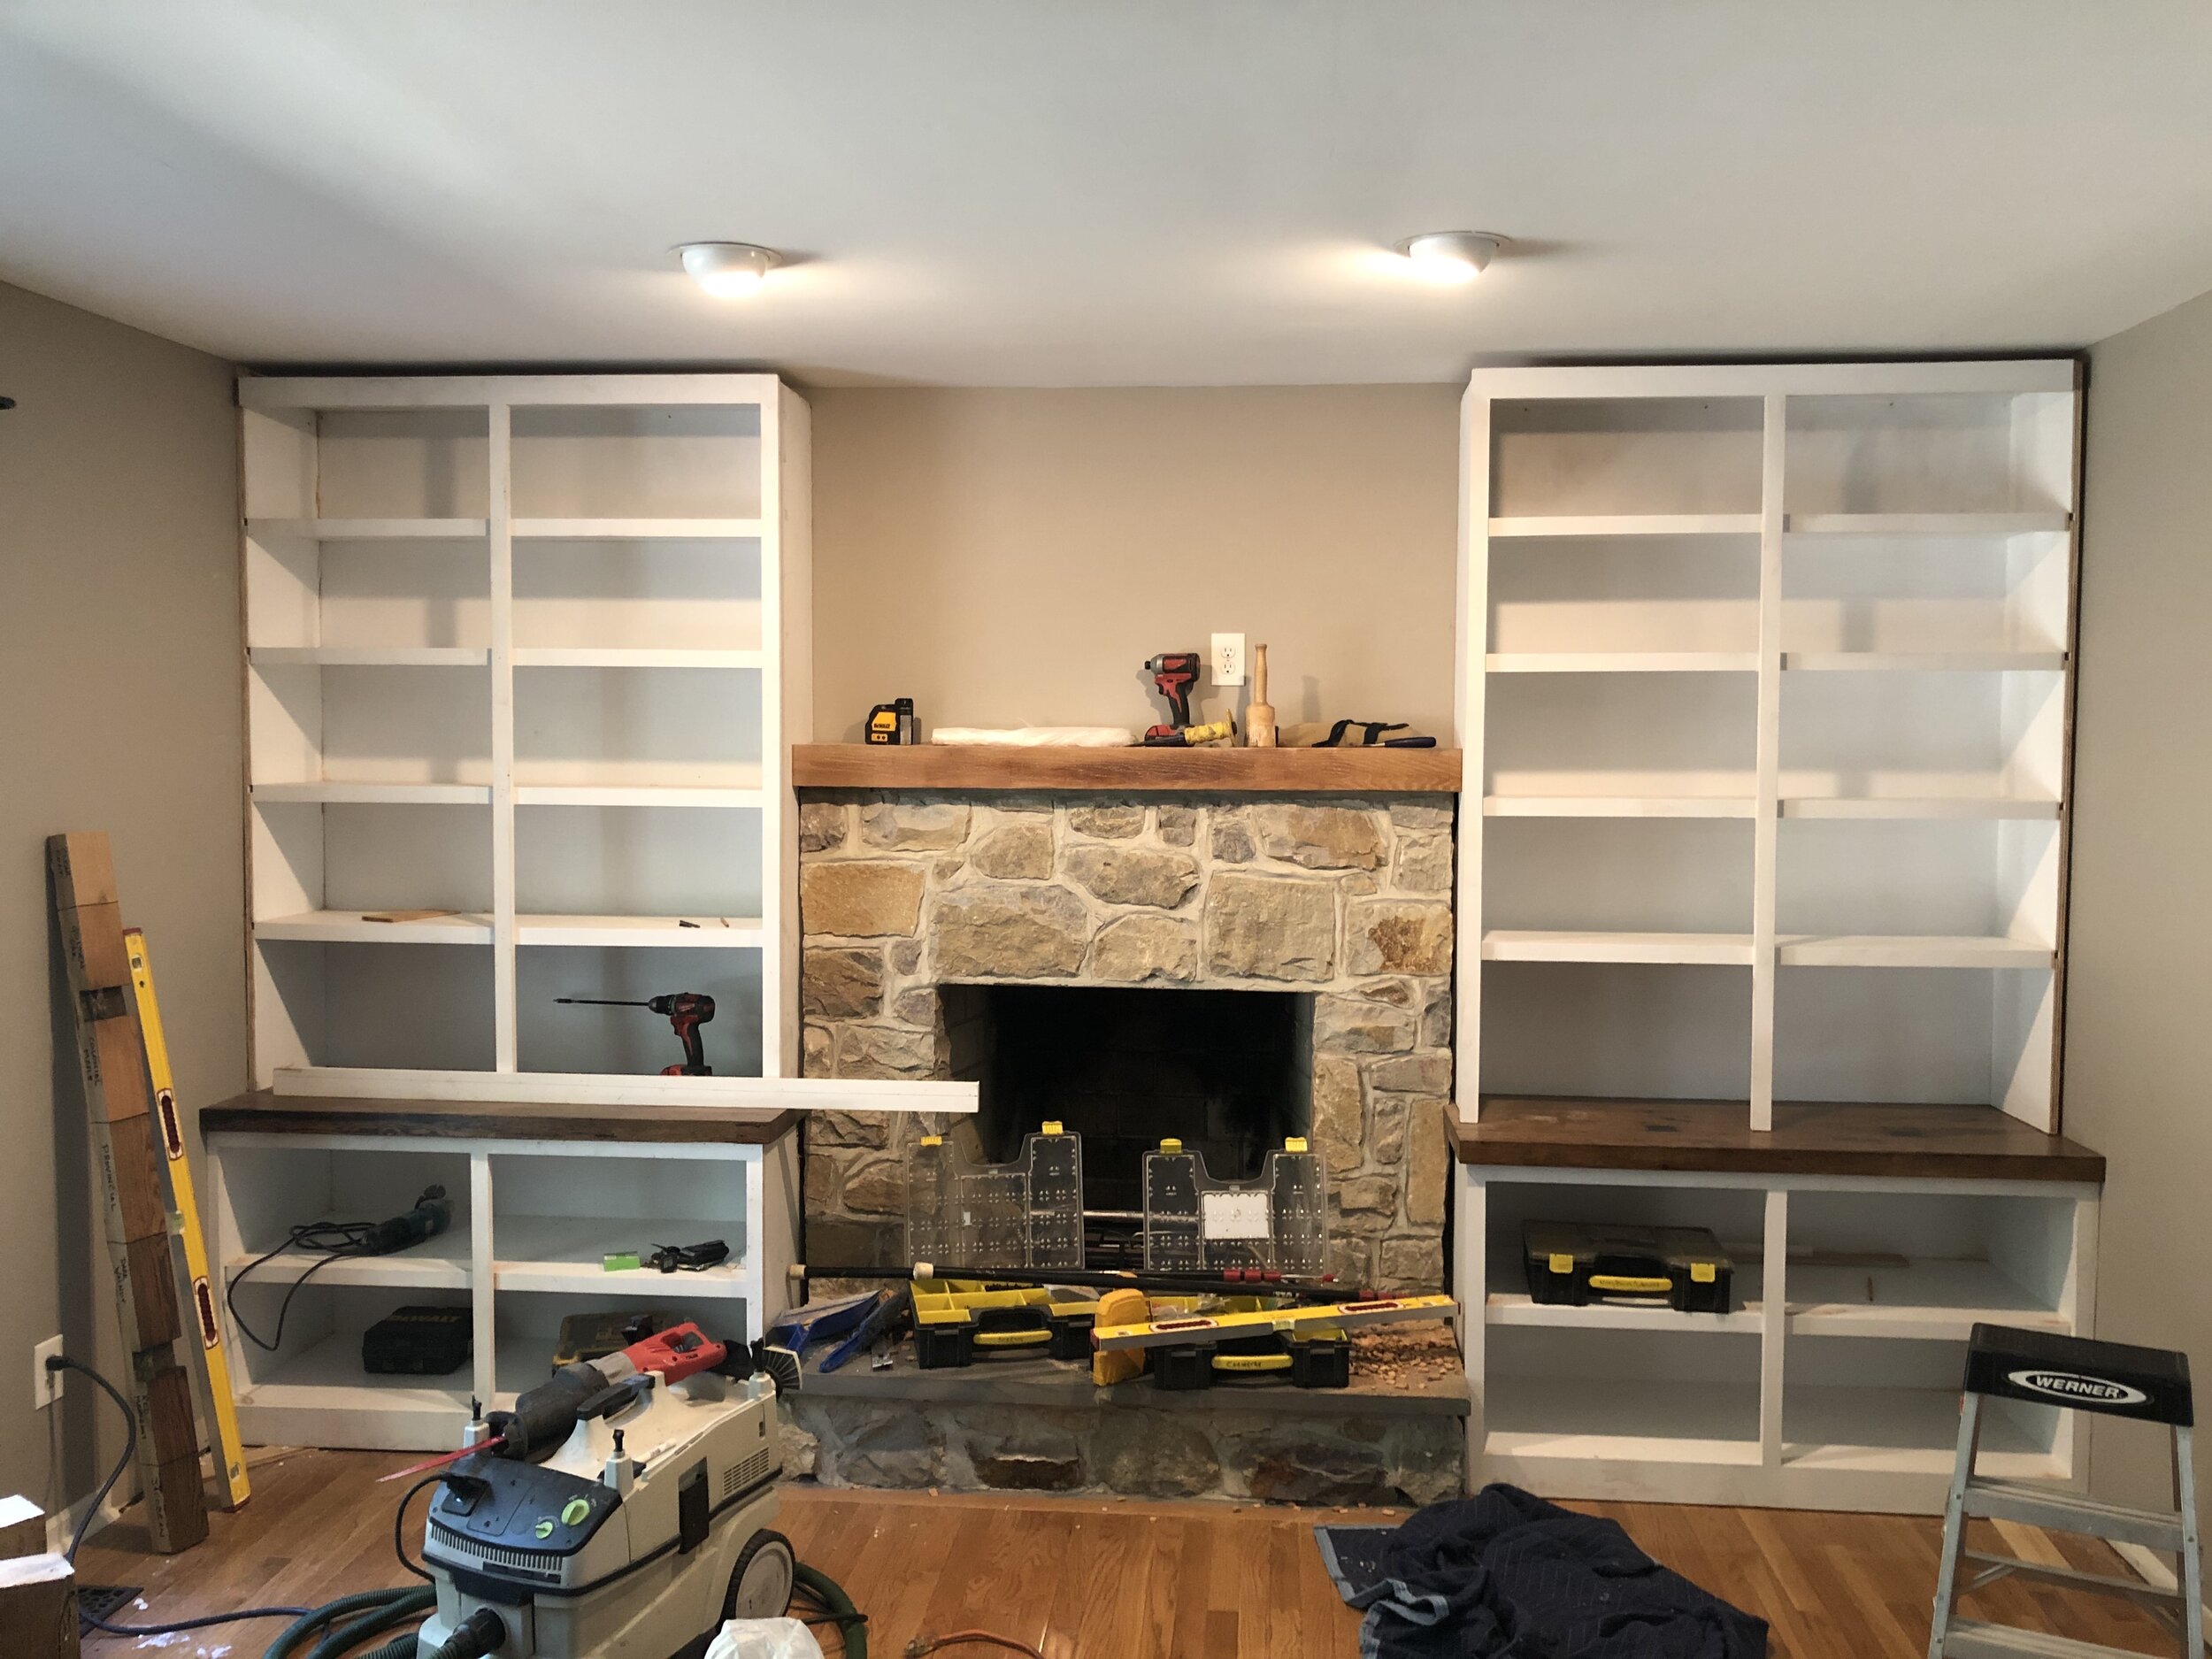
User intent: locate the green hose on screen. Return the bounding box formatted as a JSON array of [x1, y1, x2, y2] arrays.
[[262, 1584, 435, 1659], [793, 1561, 866, 1659]]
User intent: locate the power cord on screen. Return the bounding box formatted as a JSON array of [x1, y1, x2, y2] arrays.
[[227, 1187, 449, 1351], [48, 1354, 316, 1637]]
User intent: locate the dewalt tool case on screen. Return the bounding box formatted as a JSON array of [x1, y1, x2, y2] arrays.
[[1522, 1222, 1732, 1314]]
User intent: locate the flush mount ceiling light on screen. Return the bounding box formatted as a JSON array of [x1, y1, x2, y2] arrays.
[[1396, 231, 1502, 284], [675, 242, 781, 297]]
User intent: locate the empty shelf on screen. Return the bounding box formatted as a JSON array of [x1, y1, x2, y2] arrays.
[[253, 781, 491, 805], [1782, 650, 2066, 672], [1780, 795, 2061, 820], [511, 518, 765, 540], [512, 647, 764, 669], [255, 910, 492, 944], [247, 517, 488, 540], [1488, 652, 1758, 673], [1482, 931, 1755, 965], [511, 785, 764, 808], [1786, 1260, 2067, 1340], [1783, 512, 2070, 538], [1484, 795, 1757, 818], [1488, 514, 1762, 538], [1778, 934, 2055, 969], [515, 914, 764, 949], [250, 646, 488, 667]]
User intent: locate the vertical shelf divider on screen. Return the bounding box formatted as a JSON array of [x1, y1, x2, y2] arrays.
[[469, 1149, 495, 1411], [488, 403, 518, 1072], [1750, 394, 1786, 1129], [1758, 1187, 1788, 1468], [1455, 387, 1492, 1124]]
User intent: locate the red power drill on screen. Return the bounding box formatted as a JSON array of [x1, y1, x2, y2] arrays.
[[555, 992, 715, 1075], [1143, 651, 1202, 743]]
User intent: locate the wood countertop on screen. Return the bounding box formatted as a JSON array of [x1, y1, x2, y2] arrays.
[[201, 1089, 802, 1145], [1448, 1096, 2103, 1183], [791, 742, 1462, 794]]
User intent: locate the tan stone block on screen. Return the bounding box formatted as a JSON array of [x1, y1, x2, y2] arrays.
[[1087, 914, 1199, 983], [1066, 803, 1146, 839], [1405, 1096, 1449, 1225], [1419, 990, 1454, 1048], [1157, 804, 1198, 846], [811, 1110, 891, 1149], [1338, 1177, 1396, 1215], [1347, 899, 1454, 975], [802, 1024, 833, 1076], [1379, 1234, 1444, 1289], [1368, 1050, 1452, 1094], [836, 1024, 940, 1079], [1392, 832, 1454, 894], [891, 987, 939, 1027], [803, 947, 885, 1018], [1387, 801, 1455, 831], [1251, 803, 1386, 871], [861, 801, 972, 850], [798, 802, 848, 853], [802, 861, 926, 937], [1210, 812, 1256, 864], [1202, 873, 1334, 980], [841, 1159, 908, 1216], [971, 820, 1055, 879], [1310, 1054, 1363, 1176], [1315, 993, 1416, 1054], [933, 884, 1088, 979], [1064, 844, 1200, 909], [888, 938, 923, 974]]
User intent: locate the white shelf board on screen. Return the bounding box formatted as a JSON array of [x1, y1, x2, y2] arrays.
[[1485, 795, 1757, 819], [512, 648, 764, 670], [1778, 934, 2055, 969], [1782, 512, 2071, 539], [1780, 795, 2060, 820], [516, 914, 765, 949], [241, 1331, 469, 1415], [1484, 1378, 1763, 1466], [492, 1214, 748, 1298], [224, 1219, 471, 1290], [512, 518, 765, 540], [1784, 1386, 2064, 1479], [247, 517, 488, 540], [250, 646, 489, 668], [1782, 650, 2066, 672], [1785, 1261, 2065, 1341], [255, 910, 493, 945], [1488, 514, 1762, 539], [1486, 1293, 1763, 1334], [512, 784, 764, 809], [1487, 652, 1758, 674], [1483, 930, 1755, 965], [253, 781, 491, 805]]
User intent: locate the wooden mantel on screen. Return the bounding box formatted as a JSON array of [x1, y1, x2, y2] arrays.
[[791, 742, 1463, 794]]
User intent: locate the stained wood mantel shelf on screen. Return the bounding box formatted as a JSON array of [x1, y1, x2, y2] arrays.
[[791, 742, 1463, 794]]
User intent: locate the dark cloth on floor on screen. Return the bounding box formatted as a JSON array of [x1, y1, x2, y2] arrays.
[[1315, 1484, 1768, 1659]]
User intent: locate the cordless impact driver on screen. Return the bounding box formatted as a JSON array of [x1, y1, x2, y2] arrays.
[[555, 992, 715, 1075]]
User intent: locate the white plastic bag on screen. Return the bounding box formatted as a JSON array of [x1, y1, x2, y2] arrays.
[[705, 1616, 824, 1659]]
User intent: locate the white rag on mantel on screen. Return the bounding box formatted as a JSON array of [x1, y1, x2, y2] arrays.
[[930, 726, 1135, 747]]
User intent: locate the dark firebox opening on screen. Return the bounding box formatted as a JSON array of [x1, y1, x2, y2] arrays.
[[943, 983, 1313, 1224]]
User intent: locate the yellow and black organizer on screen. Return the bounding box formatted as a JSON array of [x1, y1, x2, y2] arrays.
[[911, 1279, 1098, 1368], [1521, 1221, 1733, 1313], [1092, 1293, 1460, 1394]]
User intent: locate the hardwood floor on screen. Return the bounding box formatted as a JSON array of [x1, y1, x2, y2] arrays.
[[76, 1448, 2182, 1657]]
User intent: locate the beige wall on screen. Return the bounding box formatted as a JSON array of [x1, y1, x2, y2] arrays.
[[2071, 287, 2212, 1528], [809, 386, 1461, 743], [0, 282, 243, 1517]]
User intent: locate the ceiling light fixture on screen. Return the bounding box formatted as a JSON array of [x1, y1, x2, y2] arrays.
[[1397, 231, 1502, 284], [675, 242, 781, 297]]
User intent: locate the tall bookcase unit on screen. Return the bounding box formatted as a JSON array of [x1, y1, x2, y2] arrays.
[[239, 373, 812, 1095], [1450, 360, 2102, 1511]]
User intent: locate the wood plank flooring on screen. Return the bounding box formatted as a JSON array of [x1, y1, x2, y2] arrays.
[[75, 1448, 2183, 1657]]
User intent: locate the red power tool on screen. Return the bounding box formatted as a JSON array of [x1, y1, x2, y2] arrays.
[[556, 992, 715, 1075], [1143, 651, 1202, 742]]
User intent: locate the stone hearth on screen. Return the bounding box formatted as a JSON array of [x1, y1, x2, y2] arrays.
[[795, 791, 1456, 1291]]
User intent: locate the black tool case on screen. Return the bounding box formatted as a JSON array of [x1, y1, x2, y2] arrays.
[[362, 1304, 472, 1374], [1523, 1221, 1733, 1314]]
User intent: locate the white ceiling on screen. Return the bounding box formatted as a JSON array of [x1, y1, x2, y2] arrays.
[[4, 3, 2212, 386]]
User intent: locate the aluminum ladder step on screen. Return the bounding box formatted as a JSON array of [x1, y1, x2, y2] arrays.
[[1964, 1478, 2189, 1550], [1941, 1618, 2170, 1659]]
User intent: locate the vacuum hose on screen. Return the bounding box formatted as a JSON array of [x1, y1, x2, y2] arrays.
[[260, 1586, 434, 1659]]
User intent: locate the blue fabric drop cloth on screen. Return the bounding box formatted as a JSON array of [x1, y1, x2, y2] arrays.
[[1315, 1485, 1768, 1658]]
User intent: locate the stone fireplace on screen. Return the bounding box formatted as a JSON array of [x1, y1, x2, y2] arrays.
[[795, 792, 1455, 1290]]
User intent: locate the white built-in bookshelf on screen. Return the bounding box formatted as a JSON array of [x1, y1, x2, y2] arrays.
[[1450, 360, 2096, 1511], [239, 374, 813, 1095]]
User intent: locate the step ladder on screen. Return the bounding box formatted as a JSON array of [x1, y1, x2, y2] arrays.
[[1931, 1323, 2203, 1659]]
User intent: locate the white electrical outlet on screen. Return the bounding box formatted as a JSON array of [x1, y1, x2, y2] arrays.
[[33, 1335, 63, 1410], [1211, 633, 1247, 687]]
